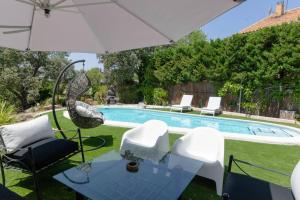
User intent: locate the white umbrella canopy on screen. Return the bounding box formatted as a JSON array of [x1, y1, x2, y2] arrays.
[[0, 0, 242, 53]]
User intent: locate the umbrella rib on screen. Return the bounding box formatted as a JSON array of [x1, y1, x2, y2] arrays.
[[0, 25, 31, 29], [55, 1, 112, 9], [55, 8, 80, 13], [15, 0, 35, 6], [27, 5, 36, 50], [28, 0, 39, 4], [51, 0, 67, 7], [36, 8, 80, 14], [3, 29, 30, 34], [111, 0, 174, 43]]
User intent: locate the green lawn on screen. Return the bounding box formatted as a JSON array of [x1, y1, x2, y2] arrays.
[[3, 111, 300, 200]]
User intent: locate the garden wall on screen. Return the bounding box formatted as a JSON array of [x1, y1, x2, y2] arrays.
[[168, 81, 216, 108], [168, 81, 300, 118]]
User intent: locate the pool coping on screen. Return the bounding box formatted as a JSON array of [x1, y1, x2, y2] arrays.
[[64, 107, 300, 145], [100, 105, 300, 134], [104, 120, 300, 146]]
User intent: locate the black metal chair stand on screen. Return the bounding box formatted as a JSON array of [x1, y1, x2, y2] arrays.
[[52, 60, 106, 152], [221, 155, 295, 200]]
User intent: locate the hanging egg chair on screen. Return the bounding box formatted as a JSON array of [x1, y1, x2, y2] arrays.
[[52, 60, 105, 150], [67, 72, 104, 128]]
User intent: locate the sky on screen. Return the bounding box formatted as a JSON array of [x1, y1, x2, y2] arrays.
[[69, 0, 300, 70]]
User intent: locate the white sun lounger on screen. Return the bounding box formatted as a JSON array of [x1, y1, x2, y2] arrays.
[[200, 97, 222, 116], [172, 127, 224, 196], [120, 120, 169, 161], [170, 95, 193, 112]]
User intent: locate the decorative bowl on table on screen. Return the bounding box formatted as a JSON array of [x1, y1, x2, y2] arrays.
[[126, 161, 139, 172]]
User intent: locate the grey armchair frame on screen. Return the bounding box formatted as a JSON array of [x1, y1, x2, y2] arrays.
[[222, 155, 294, 200]]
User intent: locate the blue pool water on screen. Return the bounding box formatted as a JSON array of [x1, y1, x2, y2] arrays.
[[98, 108, 300, 137]]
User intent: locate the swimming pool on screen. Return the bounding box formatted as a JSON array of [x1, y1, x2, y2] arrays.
[[98, 107, 300, 138]]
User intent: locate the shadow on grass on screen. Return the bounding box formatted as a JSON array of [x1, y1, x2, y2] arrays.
[[82, 135, 113, 147], [182, 176, 219, 200], [10, 159, 82, 200]]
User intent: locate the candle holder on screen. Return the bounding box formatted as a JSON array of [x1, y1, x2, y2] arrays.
[[123, 150, 142, 173], [126, 161, 139, 172]]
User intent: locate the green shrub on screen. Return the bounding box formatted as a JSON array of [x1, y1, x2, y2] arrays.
[[153, 88, 168, 105], [56, 96, 66, 106], [0, 101, 16, 125], [142, 86, 154, 104], [118, 85, 142, 104], [242, 102, 257, 115], [41, 97, 52, 106], [94, 85, 108, 104], [39, 81, 53, 102]]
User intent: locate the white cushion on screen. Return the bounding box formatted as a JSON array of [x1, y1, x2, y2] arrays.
[[75, 105, 94, 118], [291, 161, 300, 200], [75, 101, 103, 119], [0, 115, 54, 153]]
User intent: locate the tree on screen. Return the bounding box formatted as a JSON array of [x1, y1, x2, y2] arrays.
[[153, 31, 211, 86], [97, 47, 155, 103], [211, 22, 300, 115], [86, 68, 104, 99], [0, 49, 69, 110]]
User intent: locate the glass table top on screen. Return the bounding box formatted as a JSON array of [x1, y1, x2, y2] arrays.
[[54, 151, 203, 200]]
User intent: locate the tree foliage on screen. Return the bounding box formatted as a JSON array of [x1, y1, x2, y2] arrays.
[[0, 49, 69, 110], [86, 67, 104, 99], [213, 22, 300, 114], [153, 31, 211, 85], [0, 100, 16, 125], [98, 47, 156, 102]]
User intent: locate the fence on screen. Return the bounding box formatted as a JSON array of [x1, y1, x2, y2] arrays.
[[168, 81, 300, 118]]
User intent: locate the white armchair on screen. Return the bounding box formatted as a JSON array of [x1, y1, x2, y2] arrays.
[[172, 127, 224, 196], [120, 120, 169, 161]]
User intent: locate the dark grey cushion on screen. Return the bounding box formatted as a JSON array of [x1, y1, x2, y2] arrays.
[[223, 172, 294, 200], [6, 138, 78, 171], [0, 184, 25, 200]]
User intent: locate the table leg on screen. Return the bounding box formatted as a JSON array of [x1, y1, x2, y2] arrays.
[[76, 192, 84, 200], [177, 194, 183, 200]]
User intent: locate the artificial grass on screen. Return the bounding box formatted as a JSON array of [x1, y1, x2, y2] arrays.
[[3, 111, 300, 200]]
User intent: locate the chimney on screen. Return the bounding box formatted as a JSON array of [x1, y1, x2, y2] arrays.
[[275, 1, 285, 17]]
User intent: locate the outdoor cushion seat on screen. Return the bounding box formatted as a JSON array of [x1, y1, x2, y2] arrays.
[[0, 184, 25, 200], [223, 172, 294, 200], [0, 110, 84, 200], [5, 138, 78, 171]]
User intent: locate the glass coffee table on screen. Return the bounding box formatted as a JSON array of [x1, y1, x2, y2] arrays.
[[54, 151, 203, 200]]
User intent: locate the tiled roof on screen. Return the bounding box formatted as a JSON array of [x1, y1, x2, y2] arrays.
[[240, 7, 300, 33]]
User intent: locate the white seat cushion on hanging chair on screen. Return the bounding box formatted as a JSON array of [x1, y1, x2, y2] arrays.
[[75, 101, 104, 119]]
